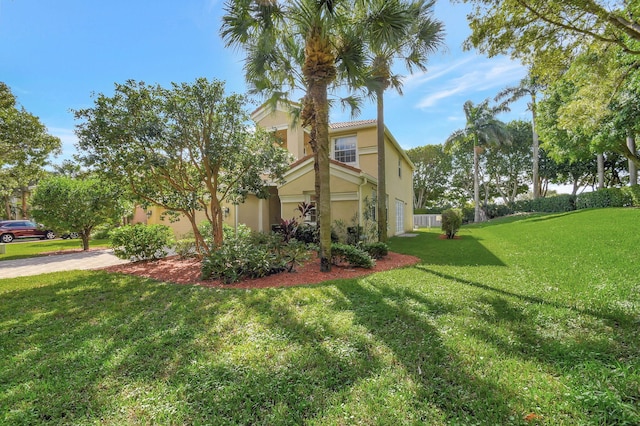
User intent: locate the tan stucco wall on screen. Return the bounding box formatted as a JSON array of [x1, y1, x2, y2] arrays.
[[253, 106, 306, 160]]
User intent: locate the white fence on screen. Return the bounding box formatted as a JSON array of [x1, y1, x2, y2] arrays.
[[413, 214, 442, 228]]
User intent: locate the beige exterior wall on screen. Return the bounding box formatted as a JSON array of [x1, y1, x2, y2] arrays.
[[148, 103, 414, 239]]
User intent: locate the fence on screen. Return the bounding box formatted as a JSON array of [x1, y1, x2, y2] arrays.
[[413, 214, 442, 228]]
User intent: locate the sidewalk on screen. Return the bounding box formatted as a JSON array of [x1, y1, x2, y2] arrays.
[[0, 249, 130, 279]]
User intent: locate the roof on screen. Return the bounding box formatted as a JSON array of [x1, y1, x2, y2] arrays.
[[329, 119, 377, 130]]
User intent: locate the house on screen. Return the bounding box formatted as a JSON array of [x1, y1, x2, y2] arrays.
[[147, 102, 414, 238]]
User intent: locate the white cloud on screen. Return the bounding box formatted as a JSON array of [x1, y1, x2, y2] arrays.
[[412, 55, 527, 110]]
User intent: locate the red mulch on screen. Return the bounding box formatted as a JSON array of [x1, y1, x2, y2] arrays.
[[101, 251, 421, 289]]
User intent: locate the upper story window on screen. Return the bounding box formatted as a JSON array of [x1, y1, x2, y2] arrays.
[[333, 135, 357, 165]]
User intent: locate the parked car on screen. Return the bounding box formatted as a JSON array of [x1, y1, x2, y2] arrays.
[[61, 232, 79, 239], [0, 220, 56, 243]]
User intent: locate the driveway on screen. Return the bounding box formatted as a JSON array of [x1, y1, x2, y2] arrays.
[[0, 249, 130, 279]]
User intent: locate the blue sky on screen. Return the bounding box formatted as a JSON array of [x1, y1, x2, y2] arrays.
[[0, 0, 530, 163]]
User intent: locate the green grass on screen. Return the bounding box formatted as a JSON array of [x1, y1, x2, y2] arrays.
[[0, 238, 110, 261], [1, 208, 639, 425]]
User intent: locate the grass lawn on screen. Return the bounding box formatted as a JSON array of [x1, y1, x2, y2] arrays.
[[0, 238, 110, 261], [1, 208, 639, 425]]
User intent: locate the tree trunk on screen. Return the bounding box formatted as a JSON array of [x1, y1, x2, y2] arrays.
[[531, 130, 540, 198], [81, 230, 90, 251], [21, 188, 28, 219], [628, 135, 637, 186], [376, 90, 387, 242], [473, 141, 481, 223], [309, 81, 332, 272], [531, 99, 540, 199], [597, 153, 605, 189]]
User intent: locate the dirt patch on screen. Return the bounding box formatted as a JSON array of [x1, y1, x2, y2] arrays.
[[101, 251, 421, 289]]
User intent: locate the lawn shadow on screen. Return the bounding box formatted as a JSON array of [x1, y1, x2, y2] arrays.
[[389, 231, 506, 267], [413, 267, 640, 423], [0, 272, 232, 424], [332, 279, 521, 424]]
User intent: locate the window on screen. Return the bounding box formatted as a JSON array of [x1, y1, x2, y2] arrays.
[[398, 158, 402, 178], [333, 136, 357, 165]]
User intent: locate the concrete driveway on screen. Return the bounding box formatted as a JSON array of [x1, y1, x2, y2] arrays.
[[0, 249, 130, 279]]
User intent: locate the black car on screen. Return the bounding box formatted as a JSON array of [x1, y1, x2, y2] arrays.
[[0, 220, 56, 243]]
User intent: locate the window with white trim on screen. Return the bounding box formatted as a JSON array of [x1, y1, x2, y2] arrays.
[[333, 135, 357, 165]]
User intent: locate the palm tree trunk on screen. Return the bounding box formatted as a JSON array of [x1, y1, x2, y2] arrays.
[[473, 142, 481, 223], [376, 89, 387, 242], [309, 80, 332, 272]]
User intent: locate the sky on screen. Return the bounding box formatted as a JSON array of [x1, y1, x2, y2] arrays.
[[0, 0, 531, 163]]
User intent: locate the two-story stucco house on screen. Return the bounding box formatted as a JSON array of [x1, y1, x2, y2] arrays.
[[148, 102, 414, 238]]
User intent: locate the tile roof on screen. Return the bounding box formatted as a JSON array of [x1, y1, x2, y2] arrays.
[[329, 119, 377, 129]]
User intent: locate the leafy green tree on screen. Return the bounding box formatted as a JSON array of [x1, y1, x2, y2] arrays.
[[221, 0, 368, 271], [406, 144, 452, 209], [74, 78, 291, 255], [486, 120, 533, 203], [496, 75, 545, 198], [446, 99, 510, 222], [31, 176, 125, 250], [460, 0, 640, 80], [357, 0, 444, 241], [0, 83, 61, 219]]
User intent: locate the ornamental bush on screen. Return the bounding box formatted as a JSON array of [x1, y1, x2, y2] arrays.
[[331, 243, 375, 268], [359, 242, 389, 259], [576, 188, 632, 209], [441, 208, 462, 239], [201, 231, 313, 284], [109, 224, 174, 262], [622, 184, 640, 207], [174, 238, 197, 259]]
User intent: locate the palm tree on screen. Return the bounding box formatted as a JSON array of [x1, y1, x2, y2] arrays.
[[495, 75, 545, 198], [221, 0, 366, 271], [446, 99, 510, 222], [356, 0, 443, 241]]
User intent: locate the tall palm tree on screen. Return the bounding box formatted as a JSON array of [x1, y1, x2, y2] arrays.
[[221, 0, 366, 272], [446, 99, 510, 222], [495, 75, 545, 198], [356, 0, 444, 241]]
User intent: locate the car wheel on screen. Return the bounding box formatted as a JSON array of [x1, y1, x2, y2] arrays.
[[1, 233, 14, 243], [45, 231, 56, 240], [69, 232, 79, 239]]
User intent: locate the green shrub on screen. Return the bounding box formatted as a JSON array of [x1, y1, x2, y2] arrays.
[[576, 188, 632, 209], [531, 194, 576, 212], [201, 232, 314, 283], [510, 199, 532, 213], [295, 224, 319, 244], [174, 238, 197, 259], [441, 208, 462, 239], [201, 236, 281, 284], [331, 243, 375, 268], [484, 203, 514, 219], [91, 223, 116, 239], [359, 242, 388, 259], [197, 221, 251, 247], [109, 224, 174, 262], [461, 206, 475, 224], [622, 184, 640, 207]]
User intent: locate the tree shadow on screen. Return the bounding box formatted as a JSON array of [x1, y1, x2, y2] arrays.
[[389, 231, 506, 267], [331, 279, 522, 424], [412, 267, 640, 423]]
